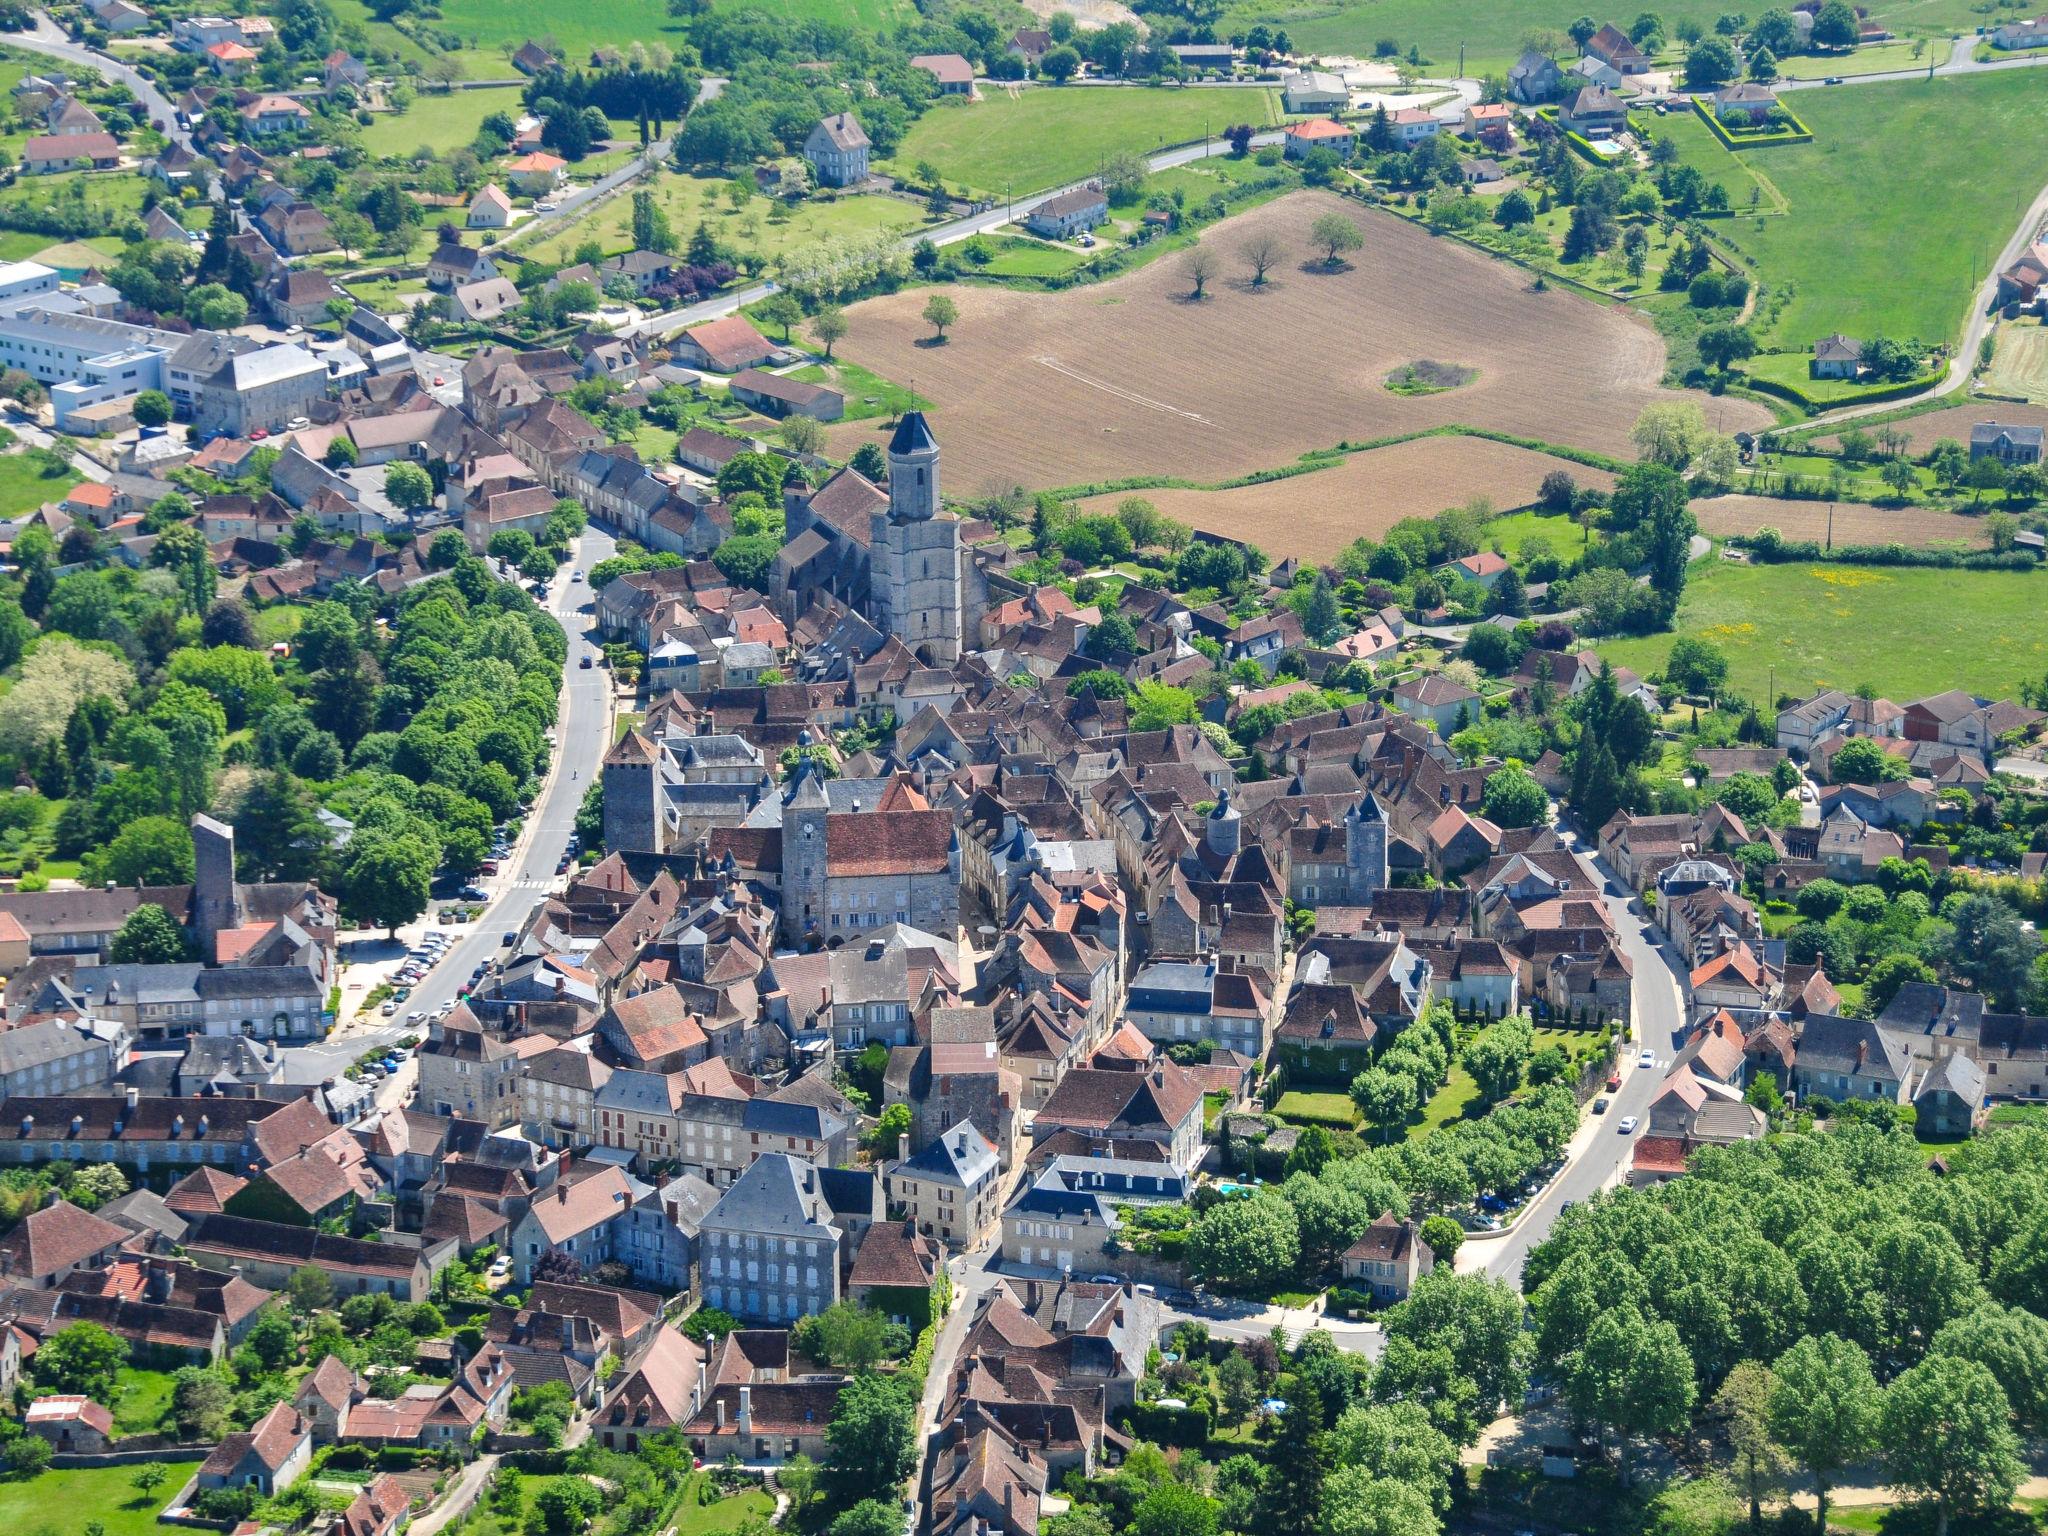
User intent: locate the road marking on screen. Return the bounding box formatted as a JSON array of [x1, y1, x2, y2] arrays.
[[1033, 355, 1210, 422]]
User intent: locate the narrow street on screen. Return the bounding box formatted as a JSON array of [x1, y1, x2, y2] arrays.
[[279, 521, 619, 1091]]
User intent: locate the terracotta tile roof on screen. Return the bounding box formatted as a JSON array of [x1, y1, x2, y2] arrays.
[[0, 1200, 126, 1281], [165, 1167, 248, 1213], [200, 1400, 307, 1478], [849, 1218, 938, 1290], [824, 810, 953, 876]]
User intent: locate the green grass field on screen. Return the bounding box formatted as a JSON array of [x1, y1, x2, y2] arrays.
[[1218, 0, 1974, 75], [783, 359, 926, 421], [883, 86, 1281, 198], [1273, 1090, 1358, 1127], [0, 1461, 204, 1536], [0, 451, 81, 518], [0, 170, 148, 226], [1708, 70, 2048, 351], [422, 0, 907, 61], [1739, 349, 1937, 405], [522, 173, 925, 269], [108, 1367, 177, 1436], [1772, 38, 1941, 75], [1597, 559, 2048, 703], [361, 85, 525, 157]]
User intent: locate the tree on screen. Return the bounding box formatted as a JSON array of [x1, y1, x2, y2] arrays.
[[1309, 210, 1364, 267], [1185, 1192, 1300, 1291], [1631, 401, 1711, 469], [1463, 1014, 1533, 1104], [1482, 764, 1548, 828], [340, 832, 436, 937], [1769, 1334, 1881, 1532], [1864, 953, 1937, 1015], [152, 521, 216, 615], [1750, 8, 1799, 54], [132, 388, 172, 428], [1812, 0, 1858, 46], [1133, 1482, 1219, 1536], [172, 1367, 232, 1439], [1713, 1363, 1790, 1533], [1352, 1066, 1413, 1142], [1130, 681, 1199, 731], [1930, 1303, 2048, 1434], [1039, 44, 1081, 80], [921, 293, 958, 341], [36, 1320, 127, 1400], [630, 188, 674, 254], [1831, 737, 1902, 785], [717, 451, 786, 502], [286, 1265, 335, 1315], [779, 1454, 820, 1516], [1567, 1306, 1696, 1482], [4, 1437, 50, 1475], [1301, 571, 1342, 644], [99, 816, 196, 887], [70, 1164, 128, 1210], [1418, 1214, 1464, 1266], [384, 461, 434, 513], [1697, 323, 1757, 372], [1218, 1349, 1260, 1423], [535, 1477, 604, 1536], [1570, 14, 1599, 47], [109, 902, 193, 964], [1321, 1469, 1438, 1536], [1684, 35, 1739, 86], [758, 290, 803, 342], [827, 1371, 918, 1503], [779, 415, 826, 457], [1183, 244, 1216, 300], [712, 532, 778, 589], [201, 598, 258, 651], [831, 1502, 903, 1536], [1495, 189, 1535, 228], [811, 302, 847, 359], [132, 1462, 171, 1501], [1881, 1356, 2023, 1536], [1240, 231, 1283, 287], [1665, 635, 1729, 697], [1943, 894, 2041, 1010]]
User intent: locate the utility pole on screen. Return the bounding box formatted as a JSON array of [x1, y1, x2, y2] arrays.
[[1826, 500, 1834, 551], [1459, 41, 1465, 76]]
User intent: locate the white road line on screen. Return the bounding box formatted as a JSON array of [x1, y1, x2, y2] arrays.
[[1033, 355, 1211, 422]]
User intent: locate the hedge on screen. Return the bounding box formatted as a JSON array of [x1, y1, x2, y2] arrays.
[[1691, 93, 1813, 148], [1535, 106, 1627, 164], [1125, 1399, 1214, 1446], [1729, 532, 2043, 570], [1740, 368, 1942, 414]]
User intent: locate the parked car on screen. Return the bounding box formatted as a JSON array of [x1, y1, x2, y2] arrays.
[[501, 932, 516, 946], [1618, 1115, 1640, 1134], [1637, 1047, 1655, 1067], [1605, 1072, 1621, 1092], [1592, 1096, 1610, 1114]]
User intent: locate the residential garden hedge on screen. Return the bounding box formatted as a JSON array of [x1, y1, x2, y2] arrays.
[[1691, 93, 1813, 147]]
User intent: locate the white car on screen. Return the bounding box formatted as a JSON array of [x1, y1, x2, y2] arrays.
[[489, 1255, 513, 1275], [1637, 1047, 1655, 1067], [380, 1000, 397, 1016], [1618, 1116, 1640, 1135], [535, 200, 558, 212]]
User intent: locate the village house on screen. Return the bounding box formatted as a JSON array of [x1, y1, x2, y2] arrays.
[[1025, 186, 1108, 240], [1339, 1212, 1434, 1301], [910, 53, 975, 93], [1282, 118, 1355, 161], [803, 112, 870, 186]]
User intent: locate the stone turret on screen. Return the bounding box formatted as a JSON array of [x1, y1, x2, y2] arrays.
[[1345, 792, 1389, 903]]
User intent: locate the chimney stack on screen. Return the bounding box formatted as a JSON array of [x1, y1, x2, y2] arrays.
[[124, 1086, 139, 1113], [714, 1398, 725, 1432], [738, 1385, 752, 1437]]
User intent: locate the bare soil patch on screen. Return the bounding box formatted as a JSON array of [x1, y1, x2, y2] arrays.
[[1072, 436, 1616, 562], [1808, 401, 2048, 456], [1693, 493, 1989, 549], [827, 191, 1768, 494]]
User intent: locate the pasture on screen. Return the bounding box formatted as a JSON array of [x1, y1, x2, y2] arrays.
[[1214, 0, 1972, 77], [521, 173, 925, 267], [829, 191, 1767, 496], [360, 84, 524, 157], [1596, 559, 2048, 703], [422, 0, 907, 58], [1707, 70, 2048, 351], [1071, 435, 1616, 562], [883, 86, 1281, 198], [1985, 325, 2048, 406]]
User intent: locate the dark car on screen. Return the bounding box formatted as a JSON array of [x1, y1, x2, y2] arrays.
[[580, 655, 593, 668]]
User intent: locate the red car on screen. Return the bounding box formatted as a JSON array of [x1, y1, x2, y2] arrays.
[[479, 860, 498, 875], [1605, 1072, 1622, 1092]]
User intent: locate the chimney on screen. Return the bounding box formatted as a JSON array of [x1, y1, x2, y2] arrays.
[[124, 1086, 139, 1113], [738, 1384, 752, 1437], [559, 1181, 570, 1202], [714, 1398, 726, 1432], [898, 1133, 910, 1164], [954, 1129, 966, 1156]]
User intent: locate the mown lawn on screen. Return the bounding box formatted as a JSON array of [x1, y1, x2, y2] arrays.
[[429, 0, 906, 55], [1596, 559, 2048, 705], [0, 1461, 204, 1536], [783, 359, 927, 421], [0, 451, 81, 518], [361, 84, 525, 157], [1708, 70, 2048, 351], [883, 86, 1282, 199], [1273, 1089, 1357, 1127], [521, 173, 925, 270], [1740, 349, 1937, 405]]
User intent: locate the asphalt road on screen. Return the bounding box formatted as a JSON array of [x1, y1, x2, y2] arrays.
[[1466, 832, 1685, 1286], [278, 523, 618, 1089]]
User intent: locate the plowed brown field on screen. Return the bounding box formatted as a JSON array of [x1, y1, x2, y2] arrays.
[[1692, 493, 1990, 548], [1071, 435, 1616, 562], [826, 190, 1771, 497]]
